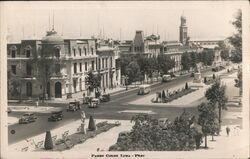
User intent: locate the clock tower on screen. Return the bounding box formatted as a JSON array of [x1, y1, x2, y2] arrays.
[[179, 15, 188, 45]]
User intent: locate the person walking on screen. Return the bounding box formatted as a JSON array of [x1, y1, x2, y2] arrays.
[[226, 126, 230, 137], [36, 99, 39, 108]]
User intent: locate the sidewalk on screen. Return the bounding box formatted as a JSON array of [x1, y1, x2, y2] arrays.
[[9, 119, 133, 152]]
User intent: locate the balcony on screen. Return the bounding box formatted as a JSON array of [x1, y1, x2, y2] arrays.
[[50, 73, 67, 80]]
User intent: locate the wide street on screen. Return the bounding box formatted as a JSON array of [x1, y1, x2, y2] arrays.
[[8, 67, 240, 145]]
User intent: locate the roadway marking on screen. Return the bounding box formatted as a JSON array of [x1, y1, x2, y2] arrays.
[[118, 110, 156, 114]]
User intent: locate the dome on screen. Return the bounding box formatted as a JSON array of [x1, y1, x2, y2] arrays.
[[42, 30, 63, 44], [181, 15, 186, 20]]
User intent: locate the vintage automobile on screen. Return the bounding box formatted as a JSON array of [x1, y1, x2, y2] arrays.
[[100, 94, 111, 102], [88, 98, 100, 108], [67, 101, 81, 111], [19, 113, 37, 124], [48, 111, 63, 122]]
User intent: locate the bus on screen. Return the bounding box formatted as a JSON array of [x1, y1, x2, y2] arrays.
[[138, 85, 151, 95]]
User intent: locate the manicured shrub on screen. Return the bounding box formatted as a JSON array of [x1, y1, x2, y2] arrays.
[[88, 116, 96, 131], [162, 90, 166, 99], [204, 77, 207, 83], [44, 131, 53, 150], [185, 82, 189, 89], [213, 74, 216, 79]]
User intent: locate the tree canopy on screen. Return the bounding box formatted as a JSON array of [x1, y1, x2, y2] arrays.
[[229, 9, 242, 63]]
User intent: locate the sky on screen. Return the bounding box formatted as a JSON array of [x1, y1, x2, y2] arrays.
[[2, 1, 245, 43]]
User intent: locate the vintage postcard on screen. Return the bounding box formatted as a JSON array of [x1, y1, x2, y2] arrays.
[[0, 1, 249, 159]]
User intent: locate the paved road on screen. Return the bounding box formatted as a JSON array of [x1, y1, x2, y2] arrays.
[[8, 68, 238, 144]]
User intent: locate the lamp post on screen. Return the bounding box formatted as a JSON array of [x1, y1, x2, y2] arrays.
[[125, 75, 129, 91]]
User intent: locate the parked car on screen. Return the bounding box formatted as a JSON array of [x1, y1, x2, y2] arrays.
[[19, 113, 37, 124], [162, 74, 171, 82], [88, 98, 100, 108], [48, 111, 63, 122], [100, 94, 111, 102], [67, 101, 81, 111]]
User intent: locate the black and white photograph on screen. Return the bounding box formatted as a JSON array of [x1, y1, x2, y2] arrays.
[[0, 1, 249, 159]]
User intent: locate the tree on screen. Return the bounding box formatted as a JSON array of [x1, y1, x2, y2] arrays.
[[86, 70, 101, 97], [181, 52, 191, 71], [126, 60, 142, 84], [201, 50, 215, 66], [218, 41, 230, 61], [157, 54, 175, 74], [235, 68, 242, 95], [8, 71, 23, 101], [198, 102, 220, 148], [205, 81, 228, 125], [44, 131, 53, 150], [190, 52, 198, 69], [229, 9, 242, 63], [110, 112, 202, 151], [117, 56, 132, 76]]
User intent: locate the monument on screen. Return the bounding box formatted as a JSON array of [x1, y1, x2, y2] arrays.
[[80, 111, 86, 134]]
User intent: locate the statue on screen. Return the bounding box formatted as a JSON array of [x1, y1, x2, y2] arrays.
[[80, 111, 86, 134]]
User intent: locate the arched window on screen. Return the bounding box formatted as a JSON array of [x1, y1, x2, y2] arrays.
[[11, 50, 16, 58], [26, 50, 31, 57], [55, 48, 60, 58]]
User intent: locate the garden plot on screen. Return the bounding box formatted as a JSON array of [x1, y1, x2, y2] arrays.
[[9, 119, 132, 152], [129, 83, 210, 107]]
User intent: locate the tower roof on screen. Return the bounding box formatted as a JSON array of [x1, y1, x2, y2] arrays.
[[42, 29, 63, 44]]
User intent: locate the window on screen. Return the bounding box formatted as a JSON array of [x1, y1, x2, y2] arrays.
[[105, 58, 108, 68], [73, 49, 76, 57], [26, 50, 31, 58], [91, 61, 95, 70], [110, 57, 113, 68], [102, 58, 104, 69], [26, 64, 32, 76], [98, 59, 101, 70], [11, 65, 16, 75], [55, 49, 60, 58], [55, 64, 60, 74], [73, 79, 77, 92], [79, 48, 82, 56], [85, 62, 88, 71], [80, 63, 82, 72], [11, 50, 16, 58], [74, 63, 77, 74], [84, 47, 87, 56], [91, 48, 94, 55]]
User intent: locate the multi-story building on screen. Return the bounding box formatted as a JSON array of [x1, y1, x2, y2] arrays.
[[96, 39, 121, 91], [7, 29, 120, 100]]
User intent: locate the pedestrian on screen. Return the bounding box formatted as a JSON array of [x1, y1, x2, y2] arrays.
[[36, 99, 39, 108], [226, 126, 230, 137]]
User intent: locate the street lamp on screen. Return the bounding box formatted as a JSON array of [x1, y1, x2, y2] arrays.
[[125, 75, 129, 91]]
